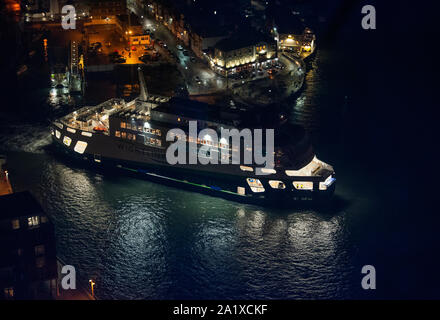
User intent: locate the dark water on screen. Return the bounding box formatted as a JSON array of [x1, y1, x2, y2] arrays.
[[0, 3, 424, 299]]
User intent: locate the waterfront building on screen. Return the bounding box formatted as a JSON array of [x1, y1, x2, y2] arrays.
[[211, 30, 277, 76], [0, 191, 57, 300]]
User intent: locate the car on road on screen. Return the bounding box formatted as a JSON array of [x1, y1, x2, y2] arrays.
[[176, 44, 183, 50], [163, 43, 168, 48]]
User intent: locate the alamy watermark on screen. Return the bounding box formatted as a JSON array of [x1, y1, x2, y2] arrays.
[[61, 265, 76, 290], [61, 5, 76, 30], [361, 265, 376, 290], [361, 5, 376, 29], [165, 121, 274, 175]]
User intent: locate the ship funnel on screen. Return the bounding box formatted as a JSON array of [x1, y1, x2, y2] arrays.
[[138, 67, 148, 101]]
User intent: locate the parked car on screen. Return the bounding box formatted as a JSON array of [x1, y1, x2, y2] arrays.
[[176, 44, 183, 50], [194, 76, 201, 84]]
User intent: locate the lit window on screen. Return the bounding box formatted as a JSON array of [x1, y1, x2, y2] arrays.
[[240, 166, 253, 172], [121, 132, 126, 139], [246, 178, 265, 193], [54, 122, 63, 129], [237, 186, 245, 195], [260, 168, 276, 174], [269, 180, 286, 189], [74, 141, 88, 154], [11, 219, 20, 230], [55, 130, 61, 139], [319, 175, 335, 190], [28, 216, 40, 227], [81, 131, 93, 137], [67, 127, 76, 134], [121, 122, 126, 128], [293, 181, 313, 190], [115, 131, 121, 137], [35, 245, 45, 256], [63, 136, 72, 146]]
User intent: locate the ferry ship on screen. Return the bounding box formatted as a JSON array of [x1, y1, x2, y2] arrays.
[[50, 69, 335, 205]]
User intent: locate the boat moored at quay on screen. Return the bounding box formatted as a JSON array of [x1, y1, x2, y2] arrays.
[[50, 71, 335, 206]]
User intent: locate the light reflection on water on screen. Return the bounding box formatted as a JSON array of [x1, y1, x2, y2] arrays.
[[33, 155, 350, 299], [0, 149, 348, 299]]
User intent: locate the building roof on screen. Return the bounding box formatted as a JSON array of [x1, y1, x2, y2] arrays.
[[0, 191, 46, 220], [215, 29, 275, 52]]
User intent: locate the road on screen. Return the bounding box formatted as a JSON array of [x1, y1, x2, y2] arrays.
[[85, 14, 306, 103]]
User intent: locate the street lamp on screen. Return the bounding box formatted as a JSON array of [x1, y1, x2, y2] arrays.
[[89, 279, 95, 297]]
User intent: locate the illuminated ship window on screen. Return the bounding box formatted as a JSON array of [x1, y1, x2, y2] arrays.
[[293, 181, 313, 190], [240, 166, 253, 172], [67, 127, 76, 134], [246, 178, 265, 193], [63, 136, 72, 146], [237, 186, 245, 195], [319, 175, 335, 190], [261, 168, 276, 174], [81, 131, 93, 137], [269, 180, 286, 189], [74, 141, 88, 154], [55, 130, 61, 139]]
